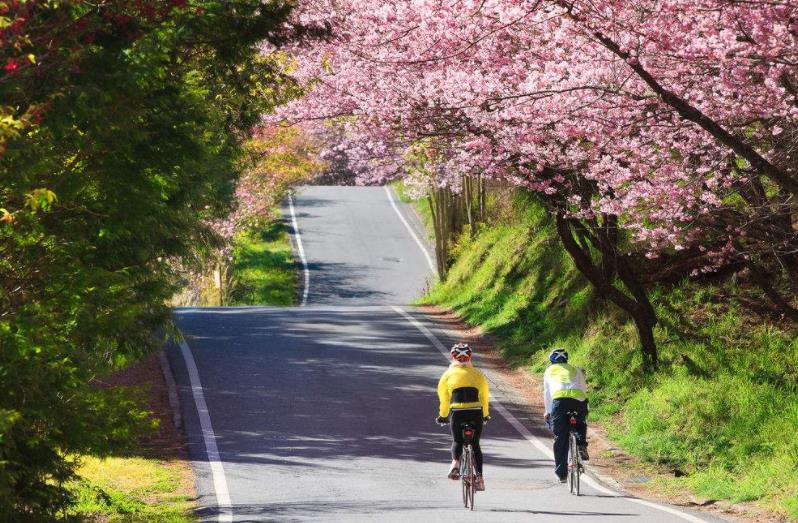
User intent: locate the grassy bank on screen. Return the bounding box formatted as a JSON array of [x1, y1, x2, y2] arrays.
[[68, 456, 193, 522], [392, 181, 433, 232], [230, 213, 297, 306], [66, 354, 195, 522], [419, 192, 798, 518]]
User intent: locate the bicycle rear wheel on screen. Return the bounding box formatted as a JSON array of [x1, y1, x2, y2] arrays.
[[460, 445, 476, 510], [568, 432, 580, 495], [461, 446, 471, 508]]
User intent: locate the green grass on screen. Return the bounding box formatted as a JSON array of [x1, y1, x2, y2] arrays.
[[67, 456, 194, 522], [390, 180, 433, 235], [421, 191, 798, 519], [230, 215, 297, 306]]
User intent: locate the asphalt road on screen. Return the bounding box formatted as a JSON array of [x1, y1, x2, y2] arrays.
[[168, 186, 723, 522], [283, 185, 435, 305]]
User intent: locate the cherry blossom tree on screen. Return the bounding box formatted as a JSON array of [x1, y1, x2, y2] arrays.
[[272, 0, 798, 364], [199, 125, 325, 305]]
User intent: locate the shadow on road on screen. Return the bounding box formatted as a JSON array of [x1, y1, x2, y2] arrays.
[[195, 502, 638, 521], [176, 308, 551, 473], [303, 261, 392, 303]]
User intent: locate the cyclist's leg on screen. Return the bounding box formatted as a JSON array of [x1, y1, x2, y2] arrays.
[[575, 399, 589, 460], [466, 411, 485, 475], [575, 399, 588, 448], [450, 410, 465, 461], [447, 410, 466, 479], [550, 399, 569, 479], [473, 443, 483, 475]]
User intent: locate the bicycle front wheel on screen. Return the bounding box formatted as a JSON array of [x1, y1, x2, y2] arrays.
[[466, 446, 476, 510], [461, 446, 471, 508]]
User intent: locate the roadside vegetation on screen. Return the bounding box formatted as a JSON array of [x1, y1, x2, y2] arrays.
[[177, 126, 322, 308], [212, 125, 323, 307], [0, 2, 306, 519], [64, 353, 195, 522], [229, 215, 297, 306], [67, 455, 193, 523], [393, 181, 432, 232], [418, 189, 798, 519]]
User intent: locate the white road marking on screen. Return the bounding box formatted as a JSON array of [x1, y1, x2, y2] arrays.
[[287, 193, 310, 306], [179, 339, 233, 522], [384, 186, 437, 275], [392, 305, 709, 523]]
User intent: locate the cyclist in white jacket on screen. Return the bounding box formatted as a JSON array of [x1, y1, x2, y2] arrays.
[[543, 348, 588, 482]]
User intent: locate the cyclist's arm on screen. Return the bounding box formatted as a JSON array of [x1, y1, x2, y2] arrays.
[[479, 374, 490, 417], [437, 372, 451, 418], [543, 368, 552, 415]]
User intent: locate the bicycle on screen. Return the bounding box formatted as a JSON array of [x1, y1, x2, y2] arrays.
[[566, 410, 583, 496], [459, 422, 478, 510]]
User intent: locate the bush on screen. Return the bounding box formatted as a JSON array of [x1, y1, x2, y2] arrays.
[[0, 1, 295, 517], [230, 219, 298, 306]]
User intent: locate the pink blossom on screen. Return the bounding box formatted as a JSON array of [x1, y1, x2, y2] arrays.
[[269, 0, 796, 264]]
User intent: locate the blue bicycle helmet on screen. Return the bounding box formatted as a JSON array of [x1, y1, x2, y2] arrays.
[[549, 347, 568, 364]]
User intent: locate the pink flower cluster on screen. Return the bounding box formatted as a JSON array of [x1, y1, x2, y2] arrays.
[[208, 126, 325, 256], [273, 0, 797, 263]]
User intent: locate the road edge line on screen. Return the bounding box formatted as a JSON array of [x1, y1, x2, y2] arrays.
[[178, 338, 233, 523], [384, 186, 437, 275], [287, 193, 310, 306], [391, 305, 708, 523]]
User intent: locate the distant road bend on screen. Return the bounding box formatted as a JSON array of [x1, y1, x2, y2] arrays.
[[286, 185, 436, 306], [168, 186, 723, 522]]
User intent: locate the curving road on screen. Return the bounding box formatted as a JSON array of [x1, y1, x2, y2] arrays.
[[286, 185, 435, 305], [168, 186, 724, 522]]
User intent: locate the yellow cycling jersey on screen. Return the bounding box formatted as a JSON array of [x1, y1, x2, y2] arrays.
[[437, 363, 490, 417]]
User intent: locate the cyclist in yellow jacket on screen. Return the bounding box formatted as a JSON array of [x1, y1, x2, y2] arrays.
[[543, 347, 589, 483], [436, 342, 490, 491]]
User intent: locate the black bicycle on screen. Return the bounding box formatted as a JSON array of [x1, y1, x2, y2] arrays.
[[566, 410, 583, 495], [459, 422, 478, 510]]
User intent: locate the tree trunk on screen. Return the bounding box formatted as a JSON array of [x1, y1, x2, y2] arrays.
[[556, 213, 659, 370], [429, 186, 449, 278], [426, 181, 484, 279], [464, 175, 476, 239], [745, 259, 798, 322], [598, 213, 618, 281], [630, 309, 658, 369], [737, 176, 798, 291], [478, 174, 485, 223]]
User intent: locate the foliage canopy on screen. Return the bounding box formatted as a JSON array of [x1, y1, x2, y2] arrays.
[[0, 0, 296, 517]]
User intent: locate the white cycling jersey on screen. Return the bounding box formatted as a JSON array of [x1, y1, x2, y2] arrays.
[[543, 363, 587, 415]]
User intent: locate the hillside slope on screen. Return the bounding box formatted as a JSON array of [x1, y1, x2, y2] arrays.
[[420, 193, 798, 519]]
